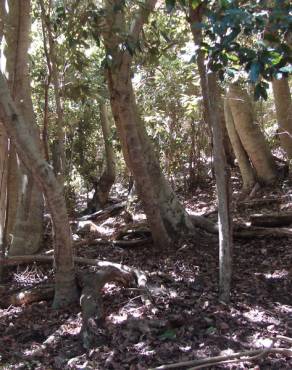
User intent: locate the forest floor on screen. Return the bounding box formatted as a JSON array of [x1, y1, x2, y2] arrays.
[[0, 177, 292, 369]]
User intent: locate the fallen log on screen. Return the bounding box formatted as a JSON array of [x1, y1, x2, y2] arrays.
[[236, 197, 281, 209], [250, 212, 292, 227], [234, 225, 292, 238], [0, 284, 54, 308]]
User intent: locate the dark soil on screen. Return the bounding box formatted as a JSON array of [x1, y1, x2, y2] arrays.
[[0, 181, 291, 369]]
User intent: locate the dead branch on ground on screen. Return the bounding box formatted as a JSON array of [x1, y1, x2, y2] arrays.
[[149, 337, 292, 369]]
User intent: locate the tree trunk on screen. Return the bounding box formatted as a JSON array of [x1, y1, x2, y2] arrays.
[[101, 0, 202, 248], [188, 2, 234, 167], [207, 73, 233, 303], [4, 0, 43, 256], [39, 0, 66, 185], [0, 0, 7, 280], [272, 77, 292, 159], [0, 123, 7, 280], [0, 0, 77, 308], [88, 103, 116, 212], [0, 72, 78, 308], [224, 98, 256, 191], [227, 83, 277, 185]]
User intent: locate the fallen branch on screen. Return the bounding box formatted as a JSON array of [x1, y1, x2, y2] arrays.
[[74, 238, 111, 248], [149, 345, 292, 370], [0, 284, 54, 307], [234, 225, 292, 238], [250, 212, 292, 227], [78, 201, 126, 222], [236, 197, 281, 209]]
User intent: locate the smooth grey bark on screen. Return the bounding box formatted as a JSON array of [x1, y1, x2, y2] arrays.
[[0, 71, 78, 308], [208, 73, 233, 303], [224, 98, 256, 191], [4, 0, 43, 255], [272, 77, 292, 159]]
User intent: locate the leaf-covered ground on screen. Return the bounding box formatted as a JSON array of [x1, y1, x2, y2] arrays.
[[0, 180, 292, 369]]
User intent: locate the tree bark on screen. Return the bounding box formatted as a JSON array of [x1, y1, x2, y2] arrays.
[[4, 0, 43, 256], [0, 0, 7, 280], [0, 71, 78, 308], [272, 77, 292, 159], [88, 103, 116, 212], [227, 83, 277, 185], [188, 2, 234, 166], [224, 98, 256, 191], [39, 0, 66, 185], [101, 0, 200, 248], [207, 73, 233, 303]]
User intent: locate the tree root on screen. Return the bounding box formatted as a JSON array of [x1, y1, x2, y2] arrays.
[[149, 336, 292, 369], [77, 267, 134, 349], [0, 254, 151, 349]]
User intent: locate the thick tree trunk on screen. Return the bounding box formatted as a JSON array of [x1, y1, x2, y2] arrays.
[[272, 77, 292, 159], [227, 83, 277, 185], [88, 103, 116, 212], [4, 0, 43, 255], [207, 73, 232, 303], [224, 98, 256, 191], [101, 0, 200, 248]]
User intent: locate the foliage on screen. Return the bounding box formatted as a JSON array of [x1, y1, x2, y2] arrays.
[[164, 0, 291, 100]]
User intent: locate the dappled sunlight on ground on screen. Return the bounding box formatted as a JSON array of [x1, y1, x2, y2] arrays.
[[0, 185, 292, 369]]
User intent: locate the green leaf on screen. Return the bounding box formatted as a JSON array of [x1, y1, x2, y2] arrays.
[[190, 0, 201, 10], [159, 329, 177, 340], [279, 65, 292, 73], [249, 61, 261, 82], [166, 0, 176, 13]]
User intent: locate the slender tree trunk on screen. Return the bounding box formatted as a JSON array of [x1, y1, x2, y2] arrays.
[[4, 0, 43, 256], [188, 2, 234, 166], [208, 73, 232, 303], [227, 83, 277, 185], [272, 77, 292, 159], [224, 98, 256, 191], [39, 0, 66, 185], [0, 123, 7, 280], [88, 103, 116, 212], [0, 0, 7, 278]]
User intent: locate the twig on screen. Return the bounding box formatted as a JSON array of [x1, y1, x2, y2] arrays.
[[149, 345, 292, 370]]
